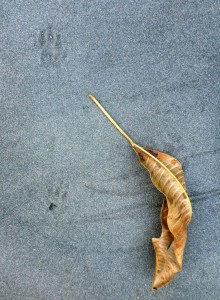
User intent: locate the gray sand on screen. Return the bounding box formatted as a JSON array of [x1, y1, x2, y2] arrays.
[[1, 1, 219, 299]]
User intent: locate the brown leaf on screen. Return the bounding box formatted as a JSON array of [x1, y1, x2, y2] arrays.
[[133, 145, 192, 289], [88, 93, 193, 290]]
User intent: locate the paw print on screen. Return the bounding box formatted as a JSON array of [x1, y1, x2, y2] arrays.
[[38, 24, 66, 66], [47, 179, 69, 208]]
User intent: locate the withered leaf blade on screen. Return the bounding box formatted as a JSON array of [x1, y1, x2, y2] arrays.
[[133, 145, 192, 290], [88, 93, 193, 290]]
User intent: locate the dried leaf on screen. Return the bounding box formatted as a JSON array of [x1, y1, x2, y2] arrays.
[[88, 93, 193, 290], [133, 146, 192, 289]]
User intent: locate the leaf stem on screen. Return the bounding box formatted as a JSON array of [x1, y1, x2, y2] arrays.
[[88, 93, 135, 147]]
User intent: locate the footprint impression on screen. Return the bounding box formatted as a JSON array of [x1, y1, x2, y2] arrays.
[[38, 25, 66, 66]]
